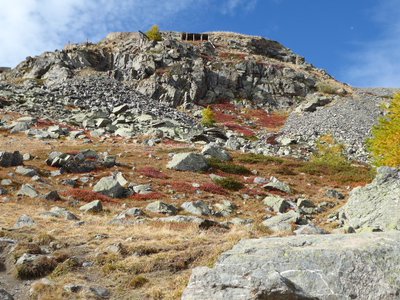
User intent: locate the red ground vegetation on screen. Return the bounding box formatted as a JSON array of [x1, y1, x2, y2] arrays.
[[35, 119, 56, 128], [162, 181, 196, 193], [245, 110, 287, 129], [137, 167, 169, 179], [62, 188, 116, 203], [223, 122, 255, 137], [199, 183, 227, 195], [130, 192, 165, 201]]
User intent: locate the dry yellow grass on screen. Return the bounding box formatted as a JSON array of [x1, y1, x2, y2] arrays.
[[0, 111, 372, 299]]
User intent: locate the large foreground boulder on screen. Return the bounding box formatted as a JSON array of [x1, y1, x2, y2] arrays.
[[182, 232, 400, 300], [341, 167, 400, 231]]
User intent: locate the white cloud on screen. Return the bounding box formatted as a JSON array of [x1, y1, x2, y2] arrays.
[[342, 0, 400, 87], [0, 0, 205, 67], [220, 0, 258, 15]]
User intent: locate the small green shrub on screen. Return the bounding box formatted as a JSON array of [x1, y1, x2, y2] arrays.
[[207, 158, 251, 175], [146, 25, 162, 41], [214, 177, 244, 191], [298, 134, 375, 184], [201, 106, 216, 127], [299, 134, 350, 176], [238, 153, 283, 164]]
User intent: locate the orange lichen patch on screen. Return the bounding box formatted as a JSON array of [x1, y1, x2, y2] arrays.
[[62, 188, 116, 203], [138, 167, 169, 179], [130, 192, 165, 201]]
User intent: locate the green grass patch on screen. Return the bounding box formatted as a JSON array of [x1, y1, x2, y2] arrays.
[[299, 160, 375, 184], [214, 177, 244, 191], [237, 153, 284, 164], [207, 158, 251, 175]]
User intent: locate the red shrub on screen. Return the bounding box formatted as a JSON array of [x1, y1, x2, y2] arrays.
[[214, 111, 238, 123], [36, 119, 56, 128], [223, 122, 255, 137], [162, 181, 196, 193], [130, 192, 164, 201], [138, 167, 169, 179], [62, 188, 116, 203], [199, 183, 227, 195], [210, 102, 239, 123], [246, 110, 287, 129], [211, 102, 236, 111]]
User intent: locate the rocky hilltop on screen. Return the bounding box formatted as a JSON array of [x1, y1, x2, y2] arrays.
[[1, 31, 394, 161], [5, 31, 334, 108], [0, 31, 399, 300]]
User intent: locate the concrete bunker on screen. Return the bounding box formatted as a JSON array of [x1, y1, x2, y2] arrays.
[[181, 33, 209, 42]]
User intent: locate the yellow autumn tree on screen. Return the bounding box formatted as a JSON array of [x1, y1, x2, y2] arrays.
[[146, 25, 162, 41], [201, 106, 216, 127], [368, 92, 400, 166]]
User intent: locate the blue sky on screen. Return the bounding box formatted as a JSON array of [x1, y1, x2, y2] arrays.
[[0, 0, 398, 87]]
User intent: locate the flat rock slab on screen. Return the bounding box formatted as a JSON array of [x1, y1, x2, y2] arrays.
[[182, 232, 400, 300]]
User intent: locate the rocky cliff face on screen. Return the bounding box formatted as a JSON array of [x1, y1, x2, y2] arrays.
[[5, 31, 332, 109]]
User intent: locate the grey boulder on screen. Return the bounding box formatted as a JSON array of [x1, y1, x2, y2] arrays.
[[93, 176, 125, 198], [15, 166, 38, 177], [158, 215, 218, 229], [80, 200, 103, 213], [341, 167, 400, 231], [167, 153, 209, 172], [263, 176, 291, 194], [14, 214, 36, 228], [0, 151, 23, 167], [146, 201, 177, 215], [41, 207, 79, 220], [17, 184, 38, 198], [201, 144, 232, 161], [183, 232, 400, 300], [263, 195, 290, 213], [181, 200, 212, 216], [262, 210, 304, 232], [0, 289, 14, 300]]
